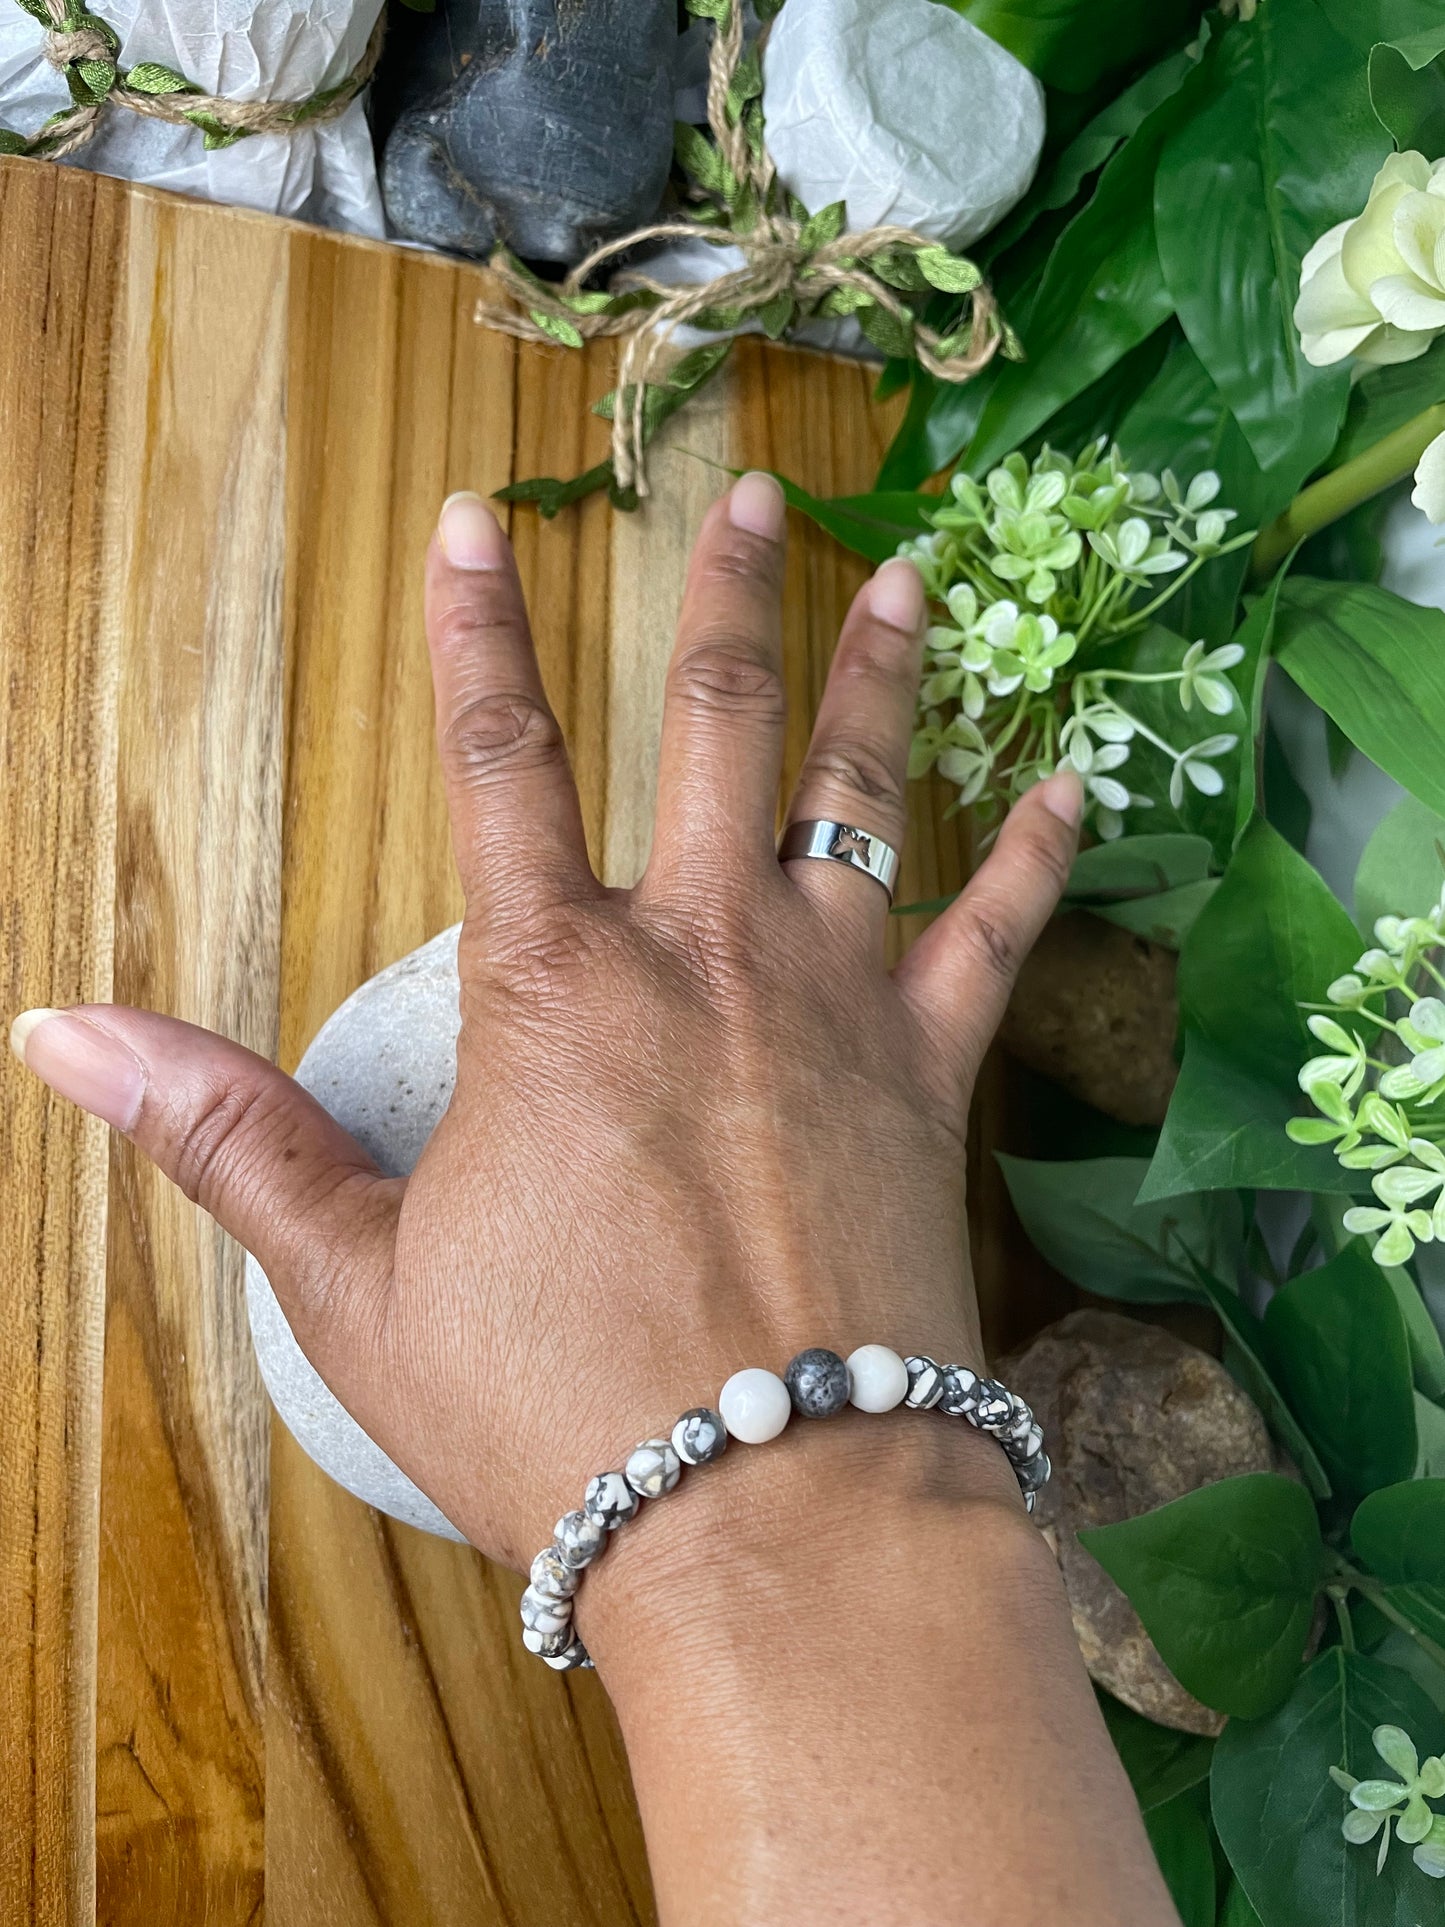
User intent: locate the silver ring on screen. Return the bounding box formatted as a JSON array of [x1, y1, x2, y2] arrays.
[[778, 820, 900, 902]]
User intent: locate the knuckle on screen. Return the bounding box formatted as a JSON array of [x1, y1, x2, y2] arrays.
[[1016, 816, 1075, 896], [442, 691, 564, 785], [169, 1080, 276, 1213], [960, 911, 1018, 986], [804, 734, 905, 814], [433, 596, 520, 658], [702, 541, 783, 597], [670, 638, 785, 721]]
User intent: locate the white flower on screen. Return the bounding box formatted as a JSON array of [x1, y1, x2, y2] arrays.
[[1343, 1199, 1435, 1267], [1413, 429, 1445, 523], [1294, 152, 1445, 368], [1299, 1014, 1369, 1100], [1088, 518, 1187, 580], [1167, 733, 1238, 807], [1178, 639, 1245, 715]]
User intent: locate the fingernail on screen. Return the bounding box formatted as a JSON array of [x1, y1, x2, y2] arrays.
[[438, 492, 507, 570], [868, 557, 925, 635], [9, 1008, 145, 1131], [728, 471, 786, 541], [1039, 768, 1085, 828]]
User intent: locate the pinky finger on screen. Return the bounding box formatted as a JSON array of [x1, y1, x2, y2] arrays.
[[894, 770, 1084, 1081]]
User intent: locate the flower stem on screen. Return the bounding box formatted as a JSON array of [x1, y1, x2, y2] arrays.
[[1338, 1561, 1445, 1672], [1250, 402, 1445, 581]]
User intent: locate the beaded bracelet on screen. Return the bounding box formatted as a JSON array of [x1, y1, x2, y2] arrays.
[[519, 1347, 1050, 1670]]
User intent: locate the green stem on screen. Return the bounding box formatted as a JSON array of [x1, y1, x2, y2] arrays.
[[1339, 1561, 1445, 1673], [1330, 1586, 1358, 1656], [1251, 402, 1445, 581]]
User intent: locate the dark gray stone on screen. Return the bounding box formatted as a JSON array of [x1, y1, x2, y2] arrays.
[[379, 0, 678, 265], [784, 1348, 851, 1419]]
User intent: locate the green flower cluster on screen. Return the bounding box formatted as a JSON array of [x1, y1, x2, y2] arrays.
[[900, 441, 1254, 837], [1331, 1723, 1445, 1879], [1288, 885, 1445, 1265]]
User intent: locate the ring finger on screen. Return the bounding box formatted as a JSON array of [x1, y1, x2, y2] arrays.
[[780, 557, 926, 943]]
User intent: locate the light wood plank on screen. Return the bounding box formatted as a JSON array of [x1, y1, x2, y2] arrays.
[[0, 160, 122, 1927], [94, 183, 286, 1925]]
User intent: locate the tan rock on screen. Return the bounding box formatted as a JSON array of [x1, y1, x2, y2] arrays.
[[1001, 912, 1179, 1126], [1000, 1309, 1279, 1737]]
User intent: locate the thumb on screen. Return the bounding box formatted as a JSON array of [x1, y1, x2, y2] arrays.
[[10, 1004, 400, 1358]]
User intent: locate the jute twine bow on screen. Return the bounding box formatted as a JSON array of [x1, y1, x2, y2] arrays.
[[5, 0, 384, 161], [476, 1, 1003, 499]]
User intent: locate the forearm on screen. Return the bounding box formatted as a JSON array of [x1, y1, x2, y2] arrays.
[[579, 1416, 1177, 1926]]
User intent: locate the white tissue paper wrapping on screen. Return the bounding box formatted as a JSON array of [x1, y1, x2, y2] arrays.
[[649, 0, 1044, 361], [0, 0, 384, 232]]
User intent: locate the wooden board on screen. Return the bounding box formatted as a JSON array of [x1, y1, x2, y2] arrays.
[[0, 156, 1035, 1924]]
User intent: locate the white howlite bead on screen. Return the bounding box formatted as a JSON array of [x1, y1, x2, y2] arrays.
[[625, 1438, 682, 1499], [718, 1367, 792, 1444], [522, 1622, 573, 1659], [520, 1584, 573, 1638], [555, 1508, 606, 1568], [530, 1546, 580, 1600], [846, 1345, 909, 1413], [584, 1470, 641, 1531]]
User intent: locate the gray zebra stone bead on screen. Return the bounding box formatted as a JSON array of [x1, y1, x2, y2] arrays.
[[542, 1633, 593, 1671], [973, 1379, 1016, 1431], [522, 1621, 574, 1659], [530, 1546, 580, 1600], [672, 1407, 728, 1466], [904, 1355, 944, 1410], [520, 1584, 573, 1637], [784, 1348, 851, 1418], [555, 1508, 606, 1569], [625, 1438, 682, 1499], [584, 1469, 641, 1531], [1018, 1450, 1052, 1493], [1009, 1422, 1045, 1464], [937, 1364, 980, 1417]]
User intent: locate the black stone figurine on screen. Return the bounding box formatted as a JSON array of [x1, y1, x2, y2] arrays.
[[379, 0, 678, 266]]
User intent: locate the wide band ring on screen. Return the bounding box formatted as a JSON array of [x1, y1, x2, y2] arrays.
[[778, 819, 900, 902]]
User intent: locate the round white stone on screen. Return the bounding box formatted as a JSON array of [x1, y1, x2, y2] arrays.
[[718, 1367, 792, 1445], [846, 1344, 909, 1413]]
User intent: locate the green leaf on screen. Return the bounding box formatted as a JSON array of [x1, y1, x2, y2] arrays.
[[797, 199, 846, 252], [1353, 1479, 1445, 1582], [961, 79, 1184, 477], [528, 310, 584, 350], [1264, 1244, 1417, 1506], [185, 110, 247, 150], [1330, 337, 1445, 471], [1212, 1651, 1445, 1927], [1144, 1788, 1216, 1927], [1090, 878, 1219, 950], [1179, 818, 1363, 1090], [1316, 1194, 1445, 1403], [1153, 0, 1389, 485], [1098, 1691, 1215, 1811], [1370, 26, 1445, 153], [1229, 574, 1293, 844], [954, 0, 1199, 93], [1275, 578, 1445, 821], [767, 476, 936, 565], [1080, 1474, 1326, 1719], [1217, 1880, 1263, 1927], [1191, 1268, 1333, 1501], [1142, 1035, 1358, 1201], [0, 128, 30, 154], [1354, 795, 1445, 937], [856, 300, 917, 361], [996, 1154, 1241, 1305], [673, 121, 732, 200], [492, 460, 617, 519], [914, 246, 982, 294], [123, 60, 194, 93], [1066, 833, 1214, 903], [1416, 1391, 1445, 1479]]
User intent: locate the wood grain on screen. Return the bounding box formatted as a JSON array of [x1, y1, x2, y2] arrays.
[[0, 156, 1052, 1924]]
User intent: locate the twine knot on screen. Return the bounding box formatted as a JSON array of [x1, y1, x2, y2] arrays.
[[479, 0, 1004, 501]]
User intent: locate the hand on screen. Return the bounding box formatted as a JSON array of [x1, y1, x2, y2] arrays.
[[10, 472, 1082, 1580]]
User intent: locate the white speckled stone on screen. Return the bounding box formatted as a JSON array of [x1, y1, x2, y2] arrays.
[[625, 1438, 681, 1499], [718, 1367, 791, 1444], [243, 925, 466, 1539], [530, 1546, 580, 1600], [555, 1508, 607, 1568], [845, 1344, 909, 1413], [584, 1469, 641, 1530], [520, 1583, 573, 1637]]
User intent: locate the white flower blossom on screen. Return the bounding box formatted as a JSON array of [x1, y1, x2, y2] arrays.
[[1178, 639, 1245, 715], [1294, 152, 1445, 368], [1413, 428, 1445, 524]]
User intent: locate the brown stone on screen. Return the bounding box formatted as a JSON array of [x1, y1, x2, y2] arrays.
[[1001, 912, 1179, 1126], [1000, 1310, 1280, 1737]]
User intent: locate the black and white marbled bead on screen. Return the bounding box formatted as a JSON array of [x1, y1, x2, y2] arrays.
[[542, 1634, 594, 1671], [904, 1354, 944, 1410], [937, 1364, 980, 1417], [972, 1378, 1016, 1431], [784, 1348, 851, 1418], [1016, 1450, 1051, 1494], [626, 1438, 682, 1499], [522, 1621, 574, 1659], [531, 1546, 580, 1601], [520, 1583, 573, 1638], [555, 1508, 606, 1569], [672, 1407, 727, 1465], [584, 1469, 641, 1531]]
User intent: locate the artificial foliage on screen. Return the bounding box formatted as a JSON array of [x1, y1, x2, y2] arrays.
[[766, 3, 1445, 1922]]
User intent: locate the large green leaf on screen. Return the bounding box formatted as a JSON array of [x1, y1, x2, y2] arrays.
[[768, 476, 936, 564], [1212, 1651, 1445, 1927], [1370, 25, 1445, 153], [1192, 1268, 1333, 1500], [1144, 1788, 1216, 1927], [996, 1154, 1242, 1304], [1275, 578, 1445, 821], [1353, 1477, 1445, 1582], [953, 0, 1199, 93], [1231, 569, 1294, 844], [1353, 794, 1445, 936], [1314, 1194, 1445, 1404], [1154, 0, 1389, 484], [1218, 1881, 1264, 1927], [1080, 1473, 1326, 1718], [1099, 1691, 1216, 1811], [1264, 1245, 1418, 1505]]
